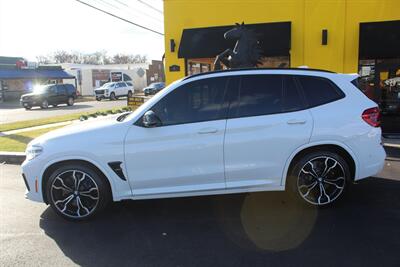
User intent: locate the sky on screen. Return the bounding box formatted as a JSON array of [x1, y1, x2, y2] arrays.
[[0, 0, 165, 61]]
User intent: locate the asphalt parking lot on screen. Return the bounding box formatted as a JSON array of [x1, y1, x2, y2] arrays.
[[0, 160, 399, 267], [0, 99, 127, 124]]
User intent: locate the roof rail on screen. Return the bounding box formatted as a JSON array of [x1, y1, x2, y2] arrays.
[[183, 67, 335, 81]]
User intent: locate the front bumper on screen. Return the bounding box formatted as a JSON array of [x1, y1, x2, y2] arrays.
[[20, 100, 37, 107], [21, 159, 45, 203]]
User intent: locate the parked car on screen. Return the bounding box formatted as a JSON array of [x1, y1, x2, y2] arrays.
[[143, 82, 165, 96], [20, 84, 76, 110], [94, 81, 133, 101], [22, 68, 386, 221]]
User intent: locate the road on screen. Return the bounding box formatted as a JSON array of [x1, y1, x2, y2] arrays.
[[0, 160, 399, 267], [0, 99, 127, 124]]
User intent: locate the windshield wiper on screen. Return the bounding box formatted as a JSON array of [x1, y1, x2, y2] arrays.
[[116, 112, 132, 122]]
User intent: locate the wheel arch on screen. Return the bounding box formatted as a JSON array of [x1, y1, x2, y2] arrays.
[[41, 159, 113, 204], [282, 142, 358, 187]]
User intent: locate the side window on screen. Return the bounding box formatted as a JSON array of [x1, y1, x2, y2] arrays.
[[117, 82, 125, 88], [296, 76, 345, 107], [283, 76, 305, 112], [126, 81, 133, 87], [235, 75, 283, 118], [49, 86, 57, 94], [151, 77, 228, 126]]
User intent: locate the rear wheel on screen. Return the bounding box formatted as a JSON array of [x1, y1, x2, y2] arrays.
[[40, 99, 49, 109], [288, 151, 350, 206], [46, 163, 111, 221], [67, 97, 74, 106]]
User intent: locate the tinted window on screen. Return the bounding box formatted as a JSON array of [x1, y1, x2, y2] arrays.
[[126, 81, 133, 86], [235, 75, 283, 118], [151, 77, 228, 126], [297, 76, 344, 107], [283, 76, 305, 112], [117, 82, 126, 88]]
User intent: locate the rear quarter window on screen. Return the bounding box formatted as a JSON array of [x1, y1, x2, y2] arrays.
[[296, 76, 345, 108]]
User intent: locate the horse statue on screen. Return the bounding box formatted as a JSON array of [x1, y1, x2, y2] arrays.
[[214, 22, 263, 70]]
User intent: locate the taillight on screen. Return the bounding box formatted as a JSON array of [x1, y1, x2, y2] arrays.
[[362, 107, 380, 127]]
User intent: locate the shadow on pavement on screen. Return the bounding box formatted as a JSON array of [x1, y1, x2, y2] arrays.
[[39, 177, 400, 267]]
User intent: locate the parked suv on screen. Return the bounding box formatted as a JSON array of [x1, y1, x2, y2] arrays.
[[94, 81, 133, 101], [143, 82, 165, 96], [22, 68, 386, 221], [20, 84, 76, 109]]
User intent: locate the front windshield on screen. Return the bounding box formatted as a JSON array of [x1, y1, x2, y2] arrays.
[[123, 79, 182, 122], [101, 83, 114, 88], [33, 84, 51, 93]]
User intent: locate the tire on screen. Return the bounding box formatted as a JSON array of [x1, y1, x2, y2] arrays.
[[40, 99, 49, 109], [127, 90, 133, 98], [52, 104, 58, 107], [46, 163, 111, 221], [24, 105, 32, 110], [109, 92, 116, 101], [67, 97, 74, 106], [287, 151, 350, 207]]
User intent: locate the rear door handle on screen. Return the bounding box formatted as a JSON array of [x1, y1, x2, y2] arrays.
[[198, 128, 218, 134], [287, 119, 307, 125]]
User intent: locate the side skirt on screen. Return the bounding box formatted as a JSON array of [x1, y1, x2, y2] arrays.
[[127, 185, 285, 201]]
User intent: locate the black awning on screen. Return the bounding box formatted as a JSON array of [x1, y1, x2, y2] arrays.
[[359, 20, 400, 59], [178, 22, 291, 59]]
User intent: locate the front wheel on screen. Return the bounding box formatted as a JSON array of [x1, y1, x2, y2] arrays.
[[288, 151, 350, 206], [40, 99, 49, 109], [127, 90, 133, 98], [67, 97, 74, 106], [46, 163, 111, 221], [109, 92, 116, 101]]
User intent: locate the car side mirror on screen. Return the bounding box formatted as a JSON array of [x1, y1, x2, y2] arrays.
[[143, 110, 162, 127]]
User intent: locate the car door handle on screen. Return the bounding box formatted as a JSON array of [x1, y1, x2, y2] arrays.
[[287, 119, 307, 125], [198, 128, 218, 134]]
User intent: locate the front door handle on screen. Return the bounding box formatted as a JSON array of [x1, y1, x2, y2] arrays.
[[287, 119, 307, 125], [198, 128, 218, 134]]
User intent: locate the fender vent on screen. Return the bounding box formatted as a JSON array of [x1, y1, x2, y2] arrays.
[[108, 161, 126, 181]]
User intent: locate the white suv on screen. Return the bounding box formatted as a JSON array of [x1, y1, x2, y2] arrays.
[[22, 69, 386, 221], [94, 81, 133, 101]]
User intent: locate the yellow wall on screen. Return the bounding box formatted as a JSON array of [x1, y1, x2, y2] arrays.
[[164, 0, 400, 84]]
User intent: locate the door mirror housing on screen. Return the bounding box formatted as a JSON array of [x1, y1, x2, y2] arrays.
[[143, 110, 162, 127]]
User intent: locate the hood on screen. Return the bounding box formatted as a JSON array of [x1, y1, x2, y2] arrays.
[[21, 92, 41, 98], [31, 114, 124, 146]]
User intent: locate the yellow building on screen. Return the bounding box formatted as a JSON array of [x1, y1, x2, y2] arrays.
[[162, 0, 400, 135], [163, 0, 400, 83]]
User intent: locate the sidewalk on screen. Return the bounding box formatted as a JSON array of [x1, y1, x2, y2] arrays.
[[0, 121, 74, 137]]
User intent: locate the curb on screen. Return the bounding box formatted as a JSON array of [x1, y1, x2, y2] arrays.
[[0, 152, 25, 165]]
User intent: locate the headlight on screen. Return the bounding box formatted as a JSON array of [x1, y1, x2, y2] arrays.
[[26, 145, 43, 160], [104, 89, 109, 93]]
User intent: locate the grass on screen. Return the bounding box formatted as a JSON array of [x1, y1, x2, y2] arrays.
[[0, 126, 64, 152], [0, 106, 131, 132]]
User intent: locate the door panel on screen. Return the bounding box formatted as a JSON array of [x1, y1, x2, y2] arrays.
[[224, 110, 313, 188], [124, 120, 226, 195], [224, 74, 313, 188], [124, 76, 230, 196]]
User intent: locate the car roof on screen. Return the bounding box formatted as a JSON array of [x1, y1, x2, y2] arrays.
[[183, 67, 335, 81]]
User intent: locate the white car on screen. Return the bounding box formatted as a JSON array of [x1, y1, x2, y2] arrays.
[[22, 68, 386, 221], [94, 81, 133, 101]]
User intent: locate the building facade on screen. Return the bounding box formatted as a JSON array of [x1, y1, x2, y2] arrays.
[[163, 0, 400, 135]]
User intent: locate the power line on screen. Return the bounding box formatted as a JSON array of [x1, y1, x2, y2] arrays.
[[109, 0, 163, 23], [137, 0, 163, 14], [74, 0, 164, 36]]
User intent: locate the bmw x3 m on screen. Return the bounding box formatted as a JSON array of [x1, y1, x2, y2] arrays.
[[22, 68, 386, 221]]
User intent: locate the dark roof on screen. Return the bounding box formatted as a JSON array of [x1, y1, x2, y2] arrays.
[[0, 69, 75, 80], [178, 22, 291, 59], [183, 68, 335, 81], [0, 56, 25, 65]]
